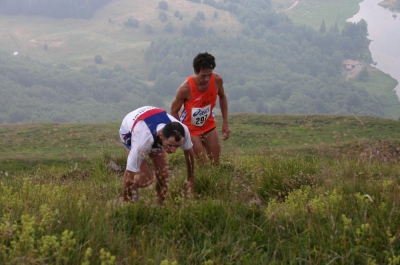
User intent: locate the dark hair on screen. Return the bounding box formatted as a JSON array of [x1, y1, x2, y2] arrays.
[[163, 122, 185, 142], [193, 52, 216, 73]]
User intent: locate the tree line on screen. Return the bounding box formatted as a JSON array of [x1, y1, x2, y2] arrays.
[[0, 53, 164, 124]]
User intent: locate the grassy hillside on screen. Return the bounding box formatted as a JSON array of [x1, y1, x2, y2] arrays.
[[2, 113, 400, 172], [1, 114, 400, 264], [273, 0, 362, 29], [0, 0, 241, 73], [0, 0, 364, 70], [379, 0, 400, 11], [353, 66, 400, 120]]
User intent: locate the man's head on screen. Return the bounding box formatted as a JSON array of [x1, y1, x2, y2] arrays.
[[193, 52, 216, 74], [161, 122, 185, 153]]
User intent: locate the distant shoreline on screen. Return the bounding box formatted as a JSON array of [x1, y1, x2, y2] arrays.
[[379, 0, 400, 11]]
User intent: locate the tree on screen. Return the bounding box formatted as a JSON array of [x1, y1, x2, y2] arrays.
[[319, 20, 326, 34], [144, 92, 165, 108], [255, 98, 267, 113], [181, 20, 206, 37], [332, 22, 339, 34], [159, 11, 168, 22], [345, 92, 362, 108], [145, 24, 154, 34], [195, 11, 205, 21], [94, 55, 102, 64], [80, 65, 99, 75], [164, 22, 175, 33], [158, 1, 168, 10], [8, 109, 30, 123], [124, 18, 139, 28], [99, 68, 113, 79], [152, 72, 182, 96], [357, 67, 369, 82]]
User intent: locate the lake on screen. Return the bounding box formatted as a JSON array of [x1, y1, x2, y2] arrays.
[[347, 0, 400, 97]]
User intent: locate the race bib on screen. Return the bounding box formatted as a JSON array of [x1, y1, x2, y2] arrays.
[[191, 105, 211, 126]]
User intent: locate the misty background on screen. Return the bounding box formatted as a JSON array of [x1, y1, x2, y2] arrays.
[[0, 0, 399, 124]]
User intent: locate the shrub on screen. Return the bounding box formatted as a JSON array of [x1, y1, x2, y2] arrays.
[[94, 55, 102, 64], [145, 24, 153, 34], [158, 1, 169, 10], [124, 18, 139, 28], [164, 22, 175, 33], [159, 11, 168, 22]]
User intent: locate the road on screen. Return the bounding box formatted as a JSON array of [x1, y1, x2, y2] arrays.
[[277, 1, 300, 13]]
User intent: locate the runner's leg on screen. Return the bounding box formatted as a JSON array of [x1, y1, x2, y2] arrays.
[[203, 128, 221, 164], [150, 149, 169, 205], [191, 135, 208, 165]]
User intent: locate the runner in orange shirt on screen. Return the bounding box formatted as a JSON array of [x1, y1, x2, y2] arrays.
[[170, 52, 230, 164]]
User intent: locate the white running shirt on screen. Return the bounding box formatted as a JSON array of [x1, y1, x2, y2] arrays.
[[119, 106, 193, 172]]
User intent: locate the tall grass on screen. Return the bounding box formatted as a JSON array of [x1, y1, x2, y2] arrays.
[[1, 143, 400, 264], [2, 115, 400, 264]]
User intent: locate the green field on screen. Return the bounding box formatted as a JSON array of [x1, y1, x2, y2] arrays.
[[273, 0, 363, 30], [273, 0, 398, 30], [1, 114, 400, 264], [0, 0, 241, 73]]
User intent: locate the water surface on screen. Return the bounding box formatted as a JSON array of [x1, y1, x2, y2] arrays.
[[347, 0, 400, 96]]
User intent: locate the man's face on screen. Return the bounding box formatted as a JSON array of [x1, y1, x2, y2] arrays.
[[195, 68, 213, 85], [162, 136, 184, 154]]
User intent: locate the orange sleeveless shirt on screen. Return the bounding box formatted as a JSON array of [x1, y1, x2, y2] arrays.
[[180, 74, 218, 136]]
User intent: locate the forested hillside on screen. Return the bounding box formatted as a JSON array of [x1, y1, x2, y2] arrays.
[[0, 52, 157, 123], [1, 0, 399, 124], [145, 16, 385, 116]]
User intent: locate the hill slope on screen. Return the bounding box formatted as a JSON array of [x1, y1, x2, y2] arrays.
[[2, 113, 400, 264], [2, 114, 400, 172], [0, 0, 241, 70]]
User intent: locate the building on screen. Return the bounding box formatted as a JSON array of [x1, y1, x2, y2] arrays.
[[343, 59, 360, 70]]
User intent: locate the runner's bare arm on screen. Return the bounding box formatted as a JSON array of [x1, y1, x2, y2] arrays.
[[170, 81, 190, 120], [215, 74, 230, 140]]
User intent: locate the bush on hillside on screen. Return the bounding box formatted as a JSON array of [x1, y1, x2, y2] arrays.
[[158, 1, 169, 10], [124, 18, 139, 28], [145, 24, 154, 34], [159, 11, 168, 22], [94, 55, 102, 64]]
